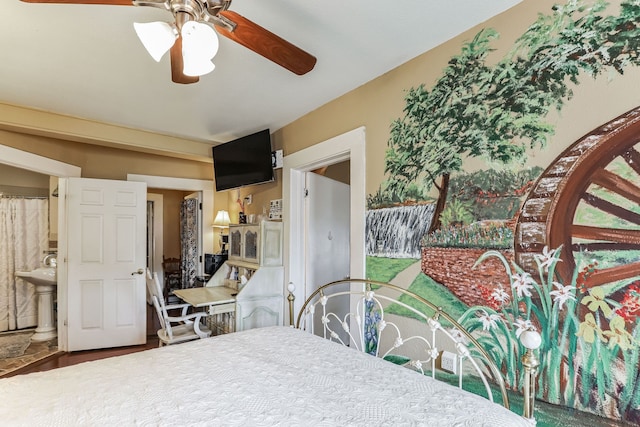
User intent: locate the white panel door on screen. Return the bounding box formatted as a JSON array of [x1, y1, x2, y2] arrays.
[[305, 173, 350, 338], [66, 177, 147, 351]]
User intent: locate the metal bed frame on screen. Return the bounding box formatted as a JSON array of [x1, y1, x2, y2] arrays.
[[289, 278, 541, 423]]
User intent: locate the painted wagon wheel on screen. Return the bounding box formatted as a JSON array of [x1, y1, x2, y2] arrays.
[[515, 106, 640, 288]]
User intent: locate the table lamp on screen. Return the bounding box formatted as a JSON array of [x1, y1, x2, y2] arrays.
[[213, 210, 231, 254]]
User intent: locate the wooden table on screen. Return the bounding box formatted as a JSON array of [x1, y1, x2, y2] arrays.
[[173, 286, 237, 334]]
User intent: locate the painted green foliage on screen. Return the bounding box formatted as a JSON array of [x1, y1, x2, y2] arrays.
[[446, 168, 543, 222], [457, 248, 640, 422], [379, 0, 640, 229]]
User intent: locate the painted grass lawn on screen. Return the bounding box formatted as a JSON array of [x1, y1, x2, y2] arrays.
[[366, 256, 468, 321], [365, 256, 417, 282]]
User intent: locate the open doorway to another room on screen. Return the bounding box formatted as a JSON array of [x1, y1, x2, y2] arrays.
[[129, 174, 215, 334], [145, 189, 207, 304], [0, 145, 80, 371], [283, 127, 366, 324]]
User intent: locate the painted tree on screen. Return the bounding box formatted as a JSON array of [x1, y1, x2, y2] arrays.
[[382, 0, 640, 232]]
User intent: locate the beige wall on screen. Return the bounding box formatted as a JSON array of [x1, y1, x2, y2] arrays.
[[0, 163, 50, 191], [314, 160, 350, 185], [224, 168, 283, 225], [0, 130, 212, 181]]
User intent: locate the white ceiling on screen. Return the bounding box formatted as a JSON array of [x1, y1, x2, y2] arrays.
[[2, 0, 521, 149]]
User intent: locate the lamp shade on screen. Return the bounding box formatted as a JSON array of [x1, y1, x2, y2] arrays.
[[213, 210, 231, 228], [181, 21, 219, 76], [133, 21, 178, 62]]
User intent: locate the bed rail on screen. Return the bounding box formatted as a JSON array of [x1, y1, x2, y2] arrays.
[[290, 278, 540, 422]]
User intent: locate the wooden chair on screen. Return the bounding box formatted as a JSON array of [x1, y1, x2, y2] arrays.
[[162, 257, 182, 302], [145, 269, 211, 347]]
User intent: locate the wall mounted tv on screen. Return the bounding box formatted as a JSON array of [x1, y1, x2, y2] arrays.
[[212, 129, 275, 192]]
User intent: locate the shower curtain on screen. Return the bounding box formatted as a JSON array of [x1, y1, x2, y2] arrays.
[[0, 197, 49, 332], [180, 198, 198, 289]]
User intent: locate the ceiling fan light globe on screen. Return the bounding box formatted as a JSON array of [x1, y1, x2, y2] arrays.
[[181, 21, 219, 60], [182, 55, 215, 77], [134, 22, 178, 62]]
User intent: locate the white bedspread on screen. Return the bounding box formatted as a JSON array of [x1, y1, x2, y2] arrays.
[[0, 327, 529, 426]]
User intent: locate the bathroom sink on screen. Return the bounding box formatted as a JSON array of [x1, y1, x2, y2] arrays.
[[15, 267, 57, 287], [15, 267, 58, 341]]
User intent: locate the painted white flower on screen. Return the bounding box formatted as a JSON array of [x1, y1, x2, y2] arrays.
[[535, 246, 562, 272], [511, 272, 535, 298], [513, 318, 535, 338], [491, 287, 510, 305], [477, 309, 501, 331], [549, 281, 576, 310]]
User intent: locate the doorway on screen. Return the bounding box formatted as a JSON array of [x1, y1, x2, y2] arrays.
[[283, 127, 366, 323], [127, 174, 215, 281], [0, 145, 81, 350]]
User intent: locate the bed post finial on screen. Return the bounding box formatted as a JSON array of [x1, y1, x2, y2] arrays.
[[287, 282, 296, 326], [520, 329, 542, 422]]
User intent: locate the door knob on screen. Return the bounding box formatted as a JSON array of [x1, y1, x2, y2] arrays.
[[131, 268, 145, 276]]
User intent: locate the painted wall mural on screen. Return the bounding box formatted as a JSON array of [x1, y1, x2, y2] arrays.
[[365, 1, 640, 424]]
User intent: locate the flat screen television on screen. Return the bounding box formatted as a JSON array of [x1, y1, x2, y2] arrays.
[[212, 129, 275, 191]]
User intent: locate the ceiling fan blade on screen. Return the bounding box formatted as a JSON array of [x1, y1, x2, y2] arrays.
[[21, 1, 133, 4], [217, 10, 316, 76], [170, 35, 199, 84]]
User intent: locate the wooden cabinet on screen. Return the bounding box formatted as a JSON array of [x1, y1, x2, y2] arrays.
[[206, 220, 284, 332]]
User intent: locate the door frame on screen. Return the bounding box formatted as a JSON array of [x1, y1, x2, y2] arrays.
[[283, 127, 366, 323], [147, 193, 164, 282], [0, 145, 81, 350]]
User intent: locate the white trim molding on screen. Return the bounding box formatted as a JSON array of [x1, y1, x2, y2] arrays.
[[0, 144, 81, 177]]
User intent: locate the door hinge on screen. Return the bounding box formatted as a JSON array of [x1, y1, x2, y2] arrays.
[[304, 188, 309, 197], [199, 202, 203, 210]]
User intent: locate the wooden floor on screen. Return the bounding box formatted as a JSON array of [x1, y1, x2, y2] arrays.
[[3, 335, 160, 378]]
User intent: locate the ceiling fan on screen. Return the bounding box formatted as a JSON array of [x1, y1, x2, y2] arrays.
[[21, 0, 317, 84]]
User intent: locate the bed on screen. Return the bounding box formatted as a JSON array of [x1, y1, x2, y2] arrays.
[[0, 279, 540, 426]]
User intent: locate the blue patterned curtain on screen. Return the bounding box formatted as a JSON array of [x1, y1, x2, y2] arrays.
[[180, 198, 198, 288]]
